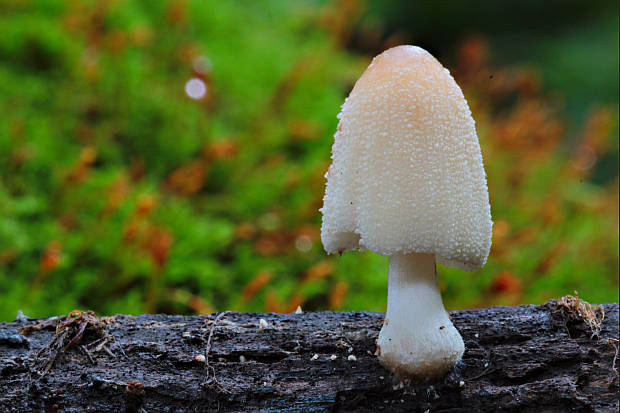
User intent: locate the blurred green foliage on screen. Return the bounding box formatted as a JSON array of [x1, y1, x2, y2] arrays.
[[0, 0, 618, 321]]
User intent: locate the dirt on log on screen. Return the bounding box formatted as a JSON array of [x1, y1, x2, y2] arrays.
[[0, 300, 618, 412]]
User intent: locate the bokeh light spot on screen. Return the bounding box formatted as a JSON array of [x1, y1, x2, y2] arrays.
[[192, 55, 212, 75], [185, 78, 207, 100], [571, 145, 597, 171], [258, 212, 280, 231], [295, 235, 312, 253]]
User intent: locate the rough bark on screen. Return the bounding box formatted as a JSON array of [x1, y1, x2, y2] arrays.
[[0, 301, 618, 412]]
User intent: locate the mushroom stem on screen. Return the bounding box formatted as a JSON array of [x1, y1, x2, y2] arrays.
[[377, 252, 464, 380]]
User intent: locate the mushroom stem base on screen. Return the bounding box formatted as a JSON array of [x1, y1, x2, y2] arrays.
[[377, 252, 464, 380]]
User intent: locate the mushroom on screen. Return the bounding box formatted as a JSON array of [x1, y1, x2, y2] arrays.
[[320, 45, 492, 380]]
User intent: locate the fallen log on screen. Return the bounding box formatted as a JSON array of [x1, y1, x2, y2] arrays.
[[0, 300, 618, 412]]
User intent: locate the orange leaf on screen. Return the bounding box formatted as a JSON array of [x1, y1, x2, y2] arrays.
[[136, 194, 157, 217], [242, 271, 272, 302], [0, 248, 17, 266], [166, 160, 208, 196], [123, 221, 140, 243], [265, 289, 282, 313], [65, 147, 97, 184], [458, 35, 488, 77], [40, 241, 62, 274], [328, 281, 349, 310], [167, 0, 187, 26], [235, 222, 256, 240], [102, 176, 129, 216], [288, 119, 322, 141], [534, 243, 568, 275], [490, 271, 521, 294], [303, 260, 333, 282], [254, 232, 294, 257], [104, 29, 127, 54], [254, 238, 279, 257], [144, 228, 173, 269], [169, 288, 215, 314], [285, 293, 305, 313], [204, 141, 238, 160]]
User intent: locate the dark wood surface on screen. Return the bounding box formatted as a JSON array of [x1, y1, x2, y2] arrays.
[[1, 301, 618, 412]]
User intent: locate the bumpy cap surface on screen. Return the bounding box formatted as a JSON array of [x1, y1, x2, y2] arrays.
[[320, 45, 492, 271]]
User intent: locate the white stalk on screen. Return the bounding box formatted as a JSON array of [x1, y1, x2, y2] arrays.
[[377, 252, 464, 380]]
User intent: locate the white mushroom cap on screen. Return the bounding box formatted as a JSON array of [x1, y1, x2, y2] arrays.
[[321, 45, 492, 271]]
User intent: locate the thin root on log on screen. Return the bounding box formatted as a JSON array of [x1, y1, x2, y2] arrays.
[[23, 310, 118, 376], [201, 311, 231, 391], [553, 292, 605, 338]]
